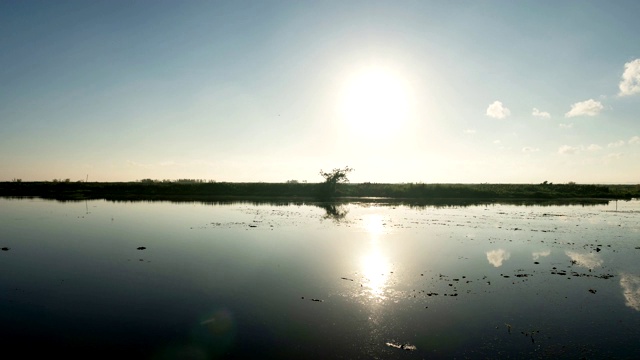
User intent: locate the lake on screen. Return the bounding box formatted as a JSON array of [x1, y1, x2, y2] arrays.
[[1, 198, 639, 359]]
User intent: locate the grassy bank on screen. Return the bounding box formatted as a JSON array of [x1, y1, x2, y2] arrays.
[[1, 181, 638, 202]]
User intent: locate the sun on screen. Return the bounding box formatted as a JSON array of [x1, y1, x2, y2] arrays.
[[339, 67, 410, 137]]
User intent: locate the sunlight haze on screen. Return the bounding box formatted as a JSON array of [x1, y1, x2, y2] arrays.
[[1, 1, 640, 183]]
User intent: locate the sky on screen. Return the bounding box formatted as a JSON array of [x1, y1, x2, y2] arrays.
[[1, 1, 640, 184]]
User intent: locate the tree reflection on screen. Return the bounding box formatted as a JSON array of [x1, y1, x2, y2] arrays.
[[319, 203, 349, 222]]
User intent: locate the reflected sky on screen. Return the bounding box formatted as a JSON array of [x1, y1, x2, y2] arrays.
[[532, 250, 551, 260], [565, 250, 603, 269], [2, 198, 640, 358], [486, 249, 511, 267], [620, 273, 640, 311]]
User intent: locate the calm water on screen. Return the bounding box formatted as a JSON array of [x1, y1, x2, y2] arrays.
[[1, 198, 639, 359]]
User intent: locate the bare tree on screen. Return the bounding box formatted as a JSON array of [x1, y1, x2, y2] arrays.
[[319, 166, 353, 198]]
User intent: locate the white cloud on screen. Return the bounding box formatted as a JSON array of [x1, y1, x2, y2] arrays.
[[608, 140, 625, 148], [486, 249, 510, 267], [558, 145, 580, 155], [619, 59, 640, 96], [587, 144, 602, 151], [493, 140, 501, 144], [629, 136, 640, 144], [559, 123, 573, 129], [532, 250, 550, 261], [565, 99, 604, 117], [486, 101, 511, 119], [463, 129, 476, 134], [532, 108, 551, 118], [606, 152, 623, 159], [620, 273, 640, 311], [565, 251, 602, 269], [522, 147, 540, 153]]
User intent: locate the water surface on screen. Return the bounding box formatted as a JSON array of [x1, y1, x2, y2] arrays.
[[1, 198, 639, 358]]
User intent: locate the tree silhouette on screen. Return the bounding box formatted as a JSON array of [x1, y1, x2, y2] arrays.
[[318, 166, 353, 198]]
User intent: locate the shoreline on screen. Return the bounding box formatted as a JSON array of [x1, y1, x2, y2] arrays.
[[1, 181, 637, 204]]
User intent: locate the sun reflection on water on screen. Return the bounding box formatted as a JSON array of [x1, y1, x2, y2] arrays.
[[363, 214, 385, 238], [360, 251, 391, 300], [359, 214, 391, 300]]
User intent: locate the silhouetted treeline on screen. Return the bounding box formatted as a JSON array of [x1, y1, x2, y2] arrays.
[[338, 182, 639, 200], [0, 181, 638, 202]]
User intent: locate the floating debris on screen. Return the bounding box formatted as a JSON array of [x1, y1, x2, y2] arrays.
[[136, 246, 146, 250], [551, 271, 567, 276], [596, 274, 615, 279], [588, 289, 597, 294], [1, 247, 9, 251], [340, 277, 354, 281], [310, 298, 323, 302], [515, 274, 531, 278], [385, 342, 417, 351]]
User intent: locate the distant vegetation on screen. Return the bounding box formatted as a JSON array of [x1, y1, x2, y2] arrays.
[[1, 180, 638, 203], [318, 166, 354, 199]]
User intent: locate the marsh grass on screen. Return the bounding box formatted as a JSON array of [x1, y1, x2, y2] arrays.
[[0, 181, 638, 203]]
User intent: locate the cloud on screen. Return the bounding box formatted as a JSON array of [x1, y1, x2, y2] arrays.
[[559, 123, 573, 129], [522, 147, 540, 153], [493, 140, 501, 144], [464, 129, 476, 134], [486, 249, 510, 267], [565, 99, 604, 117], [608, 140, 625, 148], [565, 251, 602, 269], [606, 152, 623, 159], [558, 145, 580, 155], [629, 136, 640, 144], [619, 59, 640, 96], [486, 101, 511, 119], [587, 144, 602, 151], [532, 250, 550, 261], [532, 108, 551, 118], [620, 273, 640, 311]]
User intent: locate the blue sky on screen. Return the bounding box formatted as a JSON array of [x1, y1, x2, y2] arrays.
[[1, 1, 639, 183]]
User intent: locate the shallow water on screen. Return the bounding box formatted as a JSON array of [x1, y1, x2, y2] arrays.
[[1, 198, 639, 358]]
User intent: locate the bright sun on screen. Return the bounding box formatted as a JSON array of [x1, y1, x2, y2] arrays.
[[339, 67, 410, 137]]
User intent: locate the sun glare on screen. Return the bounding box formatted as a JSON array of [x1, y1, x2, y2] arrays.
[[359, 214, 390, 300], [339, 67, 410, 137], [361, 251, 391, 300], [363, 214, 384, 237]]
